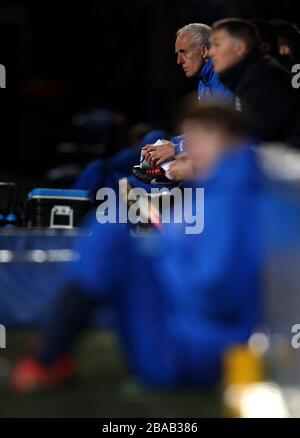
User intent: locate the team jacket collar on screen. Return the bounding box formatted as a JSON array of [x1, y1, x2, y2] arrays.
[[199, 58, 215, 83]]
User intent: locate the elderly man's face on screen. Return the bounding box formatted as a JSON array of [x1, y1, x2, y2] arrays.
[[175, 32, 207, 78], [209, 29, 248, 73]]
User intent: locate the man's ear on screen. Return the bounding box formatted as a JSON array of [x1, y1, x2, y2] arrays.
[[236, 39, 248, 57], [201, 46, 209, 60]]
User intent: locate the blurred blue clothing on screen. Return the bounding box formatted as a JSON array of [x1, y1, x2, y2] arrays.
[[73, 130, 166, 195], [198, 58, 233, 103], [68, 144, 264, 387], [172, 134, 185, 155], [72, 150, 140, 194]]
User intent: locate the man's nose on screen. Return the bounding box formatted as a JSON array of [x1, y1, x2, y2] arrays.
[[177, 54, 183, 65]]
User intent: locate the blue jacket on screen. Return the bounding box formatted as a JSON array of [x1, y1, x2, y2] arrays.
[[198, 58, 233, 103], [172, 59, 233, 154]]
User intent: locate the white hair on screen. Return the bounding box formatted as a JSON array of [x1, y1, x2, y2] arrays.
[[176, 23, 211, 48]]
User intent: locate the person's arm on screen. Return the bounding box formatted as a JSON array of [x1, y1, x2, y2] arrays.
[[167, 153, 194, 181], [142, 141, 176, 166]]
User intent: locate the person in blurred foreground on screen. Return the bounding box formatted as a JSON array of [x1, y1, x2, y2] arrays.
[[10, 105, 264, 392], [142, 23, 232, 168]]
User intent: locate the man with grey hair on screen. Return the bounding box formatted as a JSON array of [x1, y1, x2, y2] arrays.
[[176, 22, 232, 102], [142, 22, 232, 168], [176, 23, 211, 79]]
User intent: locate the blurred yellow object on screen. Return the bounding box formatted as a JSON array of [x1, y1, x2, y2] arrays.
[[223, 343, 264, 387], [223, 343, 264, 417], [223, 342, 290, 417]]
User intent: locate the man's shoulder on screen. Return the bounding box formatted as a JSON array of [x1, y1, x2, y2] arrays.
[[238, 55, 292, 97], [247, 55, 291, 80]]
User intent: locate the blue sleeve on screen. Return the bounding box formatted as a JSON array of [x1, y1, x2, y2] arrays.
[[170, 135, 185, 155], [72, 160, 104, 192], [108, 148, 141, 174]]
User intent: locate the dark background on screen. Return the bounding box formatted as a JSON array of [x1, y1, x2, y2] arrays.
[[0, 1, 299, 418], [0, 0, 298, 180]]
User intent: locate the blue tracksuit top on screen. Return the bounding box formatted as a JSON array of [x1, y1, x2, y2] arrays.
[[173, 59, 233, 155]]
